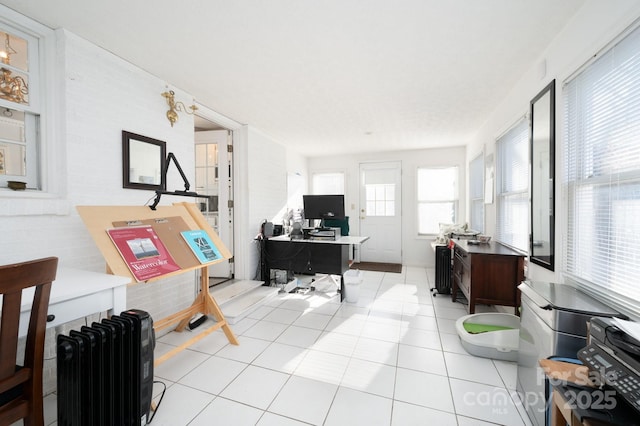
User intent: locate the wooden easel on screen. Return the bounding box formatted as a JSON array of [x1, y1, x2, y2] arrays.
[[77, 202, 239, 366]]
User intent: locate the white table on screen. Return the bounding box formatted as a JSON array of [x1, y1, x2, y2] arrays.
[[13, 267, 130, 337]]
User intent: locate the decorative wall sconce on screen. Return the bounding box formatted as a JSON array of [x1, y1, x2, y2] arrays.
[[161, 90, 197, 127], [0, 33, 28, 104]]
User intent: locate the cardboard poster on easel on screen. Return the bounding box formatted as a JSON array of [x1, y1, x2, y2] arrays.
[[112, 216, 201, 271], [180, 229, 224, 264], [77, 203, 231, 283], [107, 225, 181, 281]]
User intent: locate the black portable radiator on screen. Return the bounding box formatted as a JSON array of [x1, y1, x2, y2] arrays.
[[57, 309, 155, 426], [433, 245, 452, 295]]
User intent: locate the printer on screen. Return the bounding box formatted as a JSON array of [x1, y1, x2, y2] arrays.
[[307, 227, 341, 241], [577, 317, 640, 414]]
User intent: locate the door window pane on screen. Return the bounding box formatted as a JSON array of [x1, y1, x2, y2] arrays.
[[365, 183, 394, 216], [194, 143, 219, 218]]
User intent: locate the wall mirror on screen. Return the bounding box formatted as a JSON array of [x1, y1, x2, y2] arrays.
[[530, 80, 555, 270], [122, 131, 166, 191]]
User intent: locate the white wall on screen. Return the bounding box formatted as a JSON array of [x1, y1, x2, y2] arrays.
[[60, 29, 202, 326], [286, 149, 308, 211], [0, 28, 198, 295], [0, 25, 296, 393], [308, 146, 466, 267], [233, 126, 290, 281], [467, 0, 640, 284], [0, 28, 232, 393]]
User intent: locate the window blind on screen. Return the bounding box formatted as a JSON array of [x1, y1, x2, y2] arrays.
[[564, 23, 640, 314], [496, 119, 529, 252], [469, 154, 484, 233], [312, 172, 345, 195], [417, 167, 458, 235]]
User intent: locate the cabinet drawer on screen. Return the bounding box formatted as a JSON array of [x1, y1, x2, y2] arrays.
[[454, 246, 470, 268], [453, 251, 470, 294]]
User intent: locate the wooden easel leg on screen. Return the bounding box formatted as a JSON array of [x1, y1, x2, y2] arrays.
[[200, 267, 239, 345], [203, 287, 239, 345], [153, 272, 238, 365], [173, 292, 205, 332], [173, 266, 238, 344]]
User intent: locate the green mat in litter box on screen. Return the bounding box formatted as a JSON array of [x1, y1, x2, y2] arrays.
[[463, 322, 514, 334]]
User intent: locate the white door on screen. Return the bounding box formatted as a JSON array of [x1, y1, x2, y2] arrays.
[[195, 129, 234, 279], [359, 161, 402, 263]]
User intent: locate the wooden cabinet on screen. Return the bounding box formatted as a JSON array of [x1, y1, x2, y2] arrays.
[[451, 240, 525, 314]]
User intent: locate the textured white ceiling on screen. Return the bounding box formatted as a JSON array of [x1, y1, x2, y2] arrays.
[[1, 0, 585, 157]]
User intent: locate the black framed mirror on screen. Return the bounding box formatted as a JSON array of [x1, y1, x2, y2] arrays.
[[122, 131, 166, 191], [530, 80, 555, 270]]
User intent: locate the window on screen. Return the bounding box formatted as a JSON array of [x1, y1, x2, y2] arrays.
[[0, 20, 43, 190], [312, 172, 344, 195], [495, 118, 528, 252], [564, 24, 640, 313], [469, 154, 484, 233], [365, 183, 395, 216], [417, 166, 458, 235], [0, 6, 55, 198]]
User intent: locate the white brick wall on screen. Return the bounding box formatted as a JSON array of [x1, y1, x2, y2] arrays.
[[1, 29, 201, 395], [248, 127, 288, 224], [244, 127, 288, 280], [0, 22, 298, 397]]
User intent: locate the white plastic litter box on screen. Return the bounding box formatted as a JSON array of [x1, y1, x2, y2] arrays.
[[455, 312, 520, 361], [343, 269, 363, 303]]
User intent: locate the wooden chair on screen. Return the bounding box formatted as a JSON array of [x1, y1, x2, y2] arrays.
[[0, 257, 58, 426]]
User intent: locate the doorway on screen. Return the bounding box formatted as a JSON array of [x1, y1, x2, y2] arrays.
[[358, 161, 402, 264], [194, 116, 234, 284]]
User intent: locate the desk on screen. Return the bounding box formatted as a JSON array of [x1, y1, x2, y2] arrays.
[[13, 267, 129, 338], [262, 235, 369, 301]]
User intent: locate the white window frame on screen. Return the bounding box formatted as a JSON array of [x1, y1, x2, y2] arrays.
[[417, 166, 459, 236], [0, 25, 40, 189], [495, 118, 529, 252], [311, 171, 345, 195], [0, 6, 62, 215], [564, 22, 640, 315], [469, 153, 484, 233]]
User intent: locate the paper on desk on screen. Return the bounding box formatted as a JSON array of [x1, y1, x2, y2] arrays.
[[612, 317, 640, 342]]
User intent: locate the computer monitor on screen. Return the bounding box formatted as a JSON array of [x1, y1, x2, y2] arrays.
[[303, 195, 345, 227]]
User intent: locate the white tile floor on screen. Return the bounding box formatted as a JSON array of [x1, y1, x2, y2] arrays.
[[41, 266, 534, 425], [144, 266, 533, 426]]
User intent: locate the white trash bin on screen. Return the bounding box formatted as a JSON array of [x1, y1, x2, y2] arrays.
[[343, 269, 363, 303]]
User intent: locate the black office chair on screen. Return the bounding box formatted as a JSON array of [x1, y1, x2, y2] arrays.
[[323, 216, 349, 236]]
